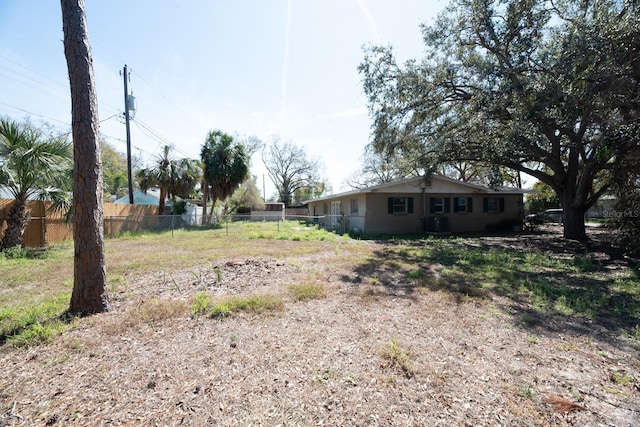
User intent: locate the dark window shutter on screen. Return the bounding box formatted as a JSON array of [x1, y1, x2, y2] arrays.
[[467, 197, 473, 213], [453, 198, 459, 213], [444, 198, 450, 213], [499, 197, 505, 212], [430, 198, 436, 213], [408, 197, 414, 214], [388, 197, 393, 214], [483, 198, 488, 213]]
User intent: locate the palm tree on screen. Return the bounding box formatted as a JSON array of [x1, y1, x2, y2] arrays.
[[201, 130, 249, 223], [136, 145, 201, 215], [0, 118, 72, 250]]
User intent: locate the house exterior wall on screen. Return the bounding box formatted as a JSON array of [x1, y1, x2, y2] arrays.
[[364, 192, 424, 234], [305, 176, 526, 235], [367, 192, 523, 234], [307, 194, 366, 232], [307, 192, 524, 234], [437, 194, 524, 233]]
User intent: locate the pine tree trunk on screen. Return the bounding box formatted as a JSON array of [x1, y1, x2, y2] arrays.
[[61, 0, 111, 314], [0, 200, 30, 250]]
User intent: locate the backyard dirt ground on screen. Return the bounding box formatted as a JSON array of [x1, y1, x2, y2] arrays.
[[1, 226, 639, 426]]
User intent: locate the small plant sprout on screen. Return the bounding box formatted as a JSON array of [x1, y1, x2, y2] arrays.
[[382, 338, 414, 378], [191, 269, 202, 284], [406, 269, 422, 280], [213, 266, 222, 282], [610, 371, 634, 386], [192, 292, 211, 317], [171, 276, 182, 292], [520, 384, 534, 398]]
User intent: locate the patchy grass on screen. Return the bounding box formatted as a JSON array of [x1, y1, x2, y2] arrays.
[[357, 238, 640, 324], [0, 222, 348, 345], [289, 283, 327, 301], [3, 224, 639, 349], [209, 294, 284, 318], [1, 293, 71, 347], [2, 228, 639, 426]]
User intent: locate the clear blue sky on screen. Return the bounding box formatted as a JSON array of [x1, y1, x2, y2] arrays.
[[0, 0, 445, 197]]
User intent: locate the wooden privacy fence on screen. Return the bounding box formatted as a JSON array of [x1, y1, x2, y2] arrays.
[[0, 199, 158, 248]]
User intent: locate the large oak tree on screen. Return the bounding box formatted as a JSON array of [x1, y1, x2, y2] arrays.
[[61, 0, 110, 314], [262, 137, 328, 207], [360, 0, 640, 240]]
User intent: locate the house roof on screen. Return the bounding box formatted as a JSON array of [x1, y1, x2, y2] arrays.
[[0, 188, 52, 201], [114, 189, 173, 206], [303, 175, 528, 204]]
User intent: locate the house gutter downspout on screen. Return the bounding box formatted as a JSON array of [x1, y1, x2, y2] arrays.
[[421, 186, 427, 232]]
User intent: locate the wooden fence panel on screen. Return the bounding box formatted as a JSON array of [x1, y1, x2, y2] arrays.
[[0, 199, 158, 247]]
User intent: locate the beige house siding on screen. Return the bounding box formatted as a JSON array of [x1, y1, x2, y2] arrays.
[[364, 193, 423, 234], [439, 194, 524, 233], [304, 176, 525, 235]]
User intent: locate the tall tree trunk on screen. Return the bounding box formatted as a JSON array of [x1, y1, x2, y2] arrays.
[[201, 181, 208, 224], [158, 187, 166, 215], [561, 146, 588, 241], [562, 192, 588, 241], [0, 199, 30, 250], [208, 200, 216, 224], [61, 0, 110, 314]]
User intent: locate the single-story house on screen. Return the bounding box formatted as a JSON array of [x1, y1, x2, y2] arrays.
[[304, 175, 527, 234], [113, 189, 170, 207]]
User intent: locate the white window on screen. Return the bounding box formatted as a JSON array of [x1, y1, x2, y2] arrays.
[[350, 199, 359, 214], [433, 197, 444, 213], [392, 197, 407, 214], [457, 197, 467, 213], [484, 197, 504, 213], [330, 201, 341, 226]]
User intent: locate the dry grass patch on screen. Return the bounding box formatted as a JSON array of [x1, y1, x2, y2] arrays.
[[288, 283, 326, 301], [100, 298, 188, 335]]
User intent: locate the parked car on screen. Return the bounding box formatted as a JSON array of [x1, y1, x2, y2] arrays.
[[526, 208, 564, 224]]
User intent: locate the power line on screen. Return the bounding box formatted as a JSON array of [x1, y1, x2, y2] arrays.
[[0, 102, 70, 127], [100, 113, 119, 123], [0, 56, 69, 98]]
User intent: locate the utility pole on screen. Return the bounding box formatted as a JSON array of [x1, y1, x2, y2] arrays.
[[122, 64, 134, 204]]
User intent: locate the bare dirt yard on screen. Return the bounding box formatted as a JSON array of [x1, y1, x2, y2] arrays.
[[1, 226, 639, 426]]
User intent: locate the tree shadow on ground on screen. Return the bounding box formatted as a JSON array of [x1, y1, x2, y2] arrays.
[[347, 227, 640, 345]]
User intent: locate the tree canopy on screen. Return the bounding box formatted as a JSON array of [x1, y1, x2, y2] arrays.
[[0, 117, 72, 250], [136, 145, 201, 215], [101, 139, 129, 199], [262, 137, 328, 207], [359, 0, 640, 240], [228, 175, 264, 214], [201, 130, 250, 222]]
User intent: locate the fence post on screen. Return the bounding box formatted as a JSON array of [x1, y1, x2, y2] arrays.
[[40, 215, 47, 247]]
